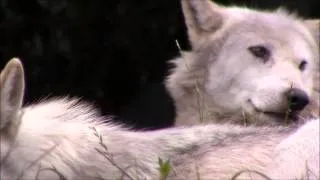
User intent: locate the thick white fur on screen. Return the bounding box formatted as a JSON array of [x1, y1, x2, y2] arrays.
[[0, 58, 319, 179], [166, 0, 320, 126]]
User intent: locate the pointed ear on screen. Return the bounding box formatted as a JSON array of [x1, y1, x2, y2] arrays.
[[0, 58, 25, 130], [181, 0, 224, 48]]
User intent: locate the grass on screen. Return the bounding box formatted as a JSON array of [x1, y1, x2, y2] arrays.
[[91, 126, 136, 180], [158, 158, 171, 180], [230, 169, 272, 180], [175, 40, 206, 123], [284, 82, 294, 125]]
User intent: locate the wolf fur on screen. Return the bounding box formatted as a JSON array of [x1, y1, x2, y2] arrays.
[[166, 0, 320, 126], [1, 58, 319, 179]]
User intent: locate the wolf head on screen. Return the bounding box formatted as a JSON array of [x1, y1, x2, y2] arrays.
[[167, 0, 319, 126]]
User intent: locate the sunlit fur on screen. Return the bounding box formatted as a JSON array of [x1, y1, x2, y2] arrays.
[[1, 58, 319, 179]]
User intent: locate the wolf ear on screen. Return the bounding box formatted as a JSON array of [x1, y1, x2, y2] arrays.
[[181, 0, 224, 48], [0, 58, 25, 130]]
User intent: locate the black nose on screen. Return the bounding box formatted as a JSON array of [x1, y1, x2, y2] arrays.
[[287, 88, 309, 111]]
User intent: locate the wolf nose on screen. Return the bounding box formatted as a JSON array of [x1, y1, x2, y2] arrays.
[[287, 88, 309, 111]]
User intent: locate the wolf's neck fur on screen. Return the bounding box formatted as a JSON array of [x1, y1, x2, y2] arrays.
[[166, 53, 244, 126], [172, 88, 246, 126]]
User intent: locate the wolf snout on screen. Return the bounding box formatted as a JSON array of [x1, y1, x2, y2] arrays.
[[286, 88, 309, 112]]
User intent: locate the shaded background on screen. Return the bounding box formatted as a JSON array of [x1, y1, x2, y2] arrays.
[[1, 0, 319, 129]]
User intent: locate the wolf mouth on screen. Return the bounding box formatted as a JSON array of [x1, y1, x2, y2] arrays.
[[262, 111, 299, 122], [248, 100, 299, 122]]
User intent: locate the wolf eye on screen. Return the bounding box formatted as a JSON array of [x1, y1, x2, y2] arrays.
[[298, 60, 307, 71], [248, 45, 270, 62]]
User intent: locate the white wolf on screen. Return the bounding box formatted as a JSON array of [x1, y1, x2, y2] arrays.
[[166, 0, 320, 126], [1, 58, 319, 179]]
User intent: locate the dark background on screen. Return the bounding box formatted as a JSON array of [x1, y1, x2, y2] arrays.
[[1, 0, 319, 130]]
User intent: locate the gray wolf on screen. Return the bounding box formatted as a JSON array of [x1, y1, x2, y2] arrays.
[[166, 0, 320, 126], [1, 58, 319, 179]]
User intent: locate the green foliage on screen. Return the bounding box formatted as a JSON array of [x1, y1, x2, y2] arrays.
[[158, 158, 172, 180]]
